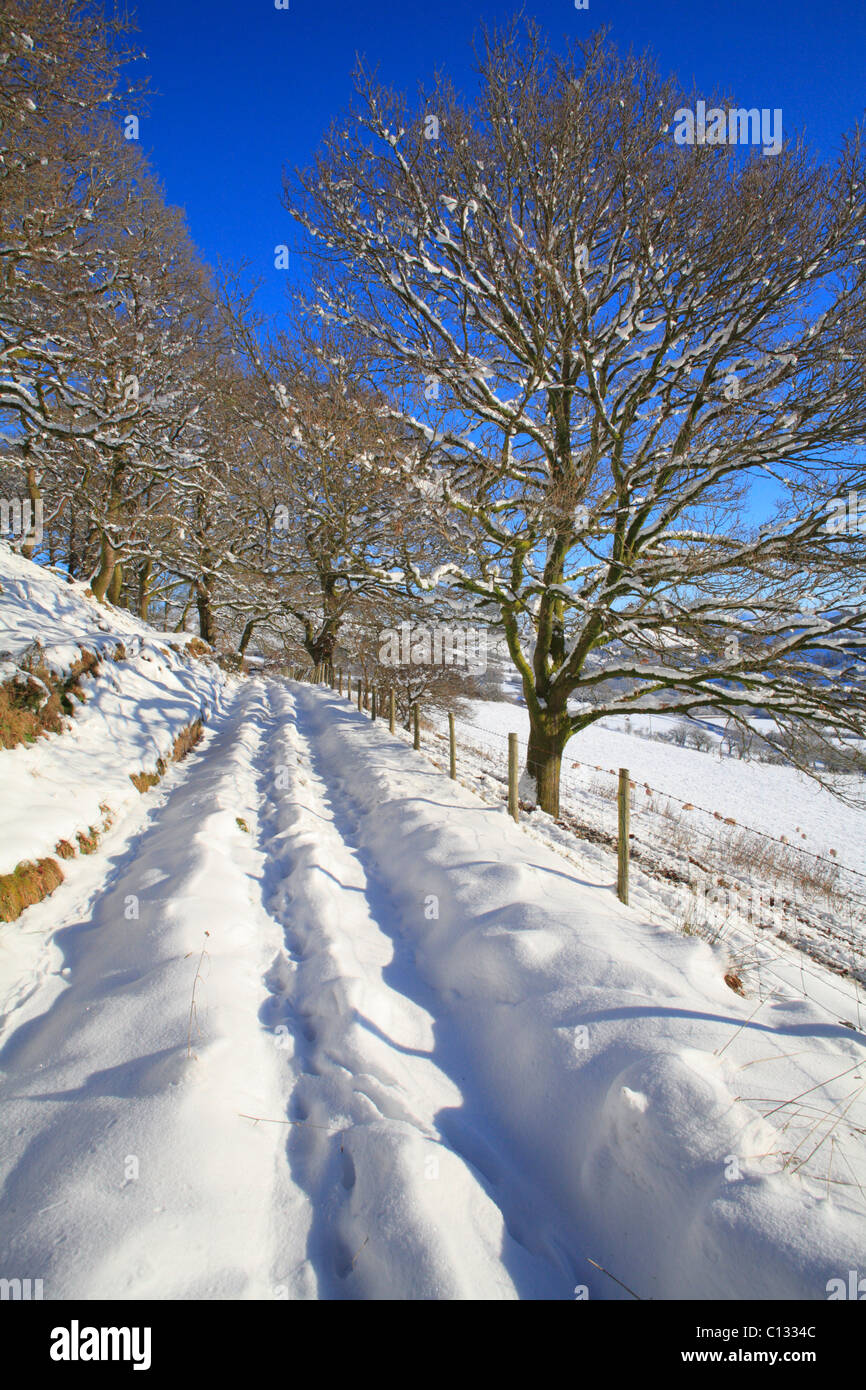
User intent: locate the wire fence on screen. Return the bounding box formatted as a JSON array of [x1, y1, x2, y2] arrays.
[[297, 668, 866, 1208], [424, 707, 866, 1032], [301, 666, 866, 1033]]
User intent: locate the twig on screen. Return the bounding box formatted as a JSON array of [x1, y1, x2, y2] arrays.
[[761, 1060, 864, 1119], [788, 1083, 866, 1174], [715, 997, 770, 1058], [349, 1235, 369, 1270], [586, 1256, 642, 1300], [185, 932, 210, 1058], [238, 1111, 343, 1133]]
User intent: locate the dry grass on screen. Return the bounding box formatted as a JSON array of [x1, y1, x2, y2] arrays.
[[0, 804, 117, 922], [172, 718, 203, 761], [130, 717, 203, 793], [130, 762, 166, 793], [0, 646, 102, 750], [0, 857, 64, 922], [185, 931, 211, 1058], [718, 826, 842, 905], [642, 797, 844, 913]]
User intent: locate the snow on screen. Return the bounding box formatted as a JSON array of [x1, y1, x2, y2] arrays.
[[0, 546, 229, 876], [457, 699, 866, 872], [1, 549, 866, 1299], [420, 699, 866, 1033]]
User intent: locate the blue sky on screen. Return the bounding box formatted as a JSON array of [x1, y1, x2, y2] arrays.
[[135, 0, 866, 319]]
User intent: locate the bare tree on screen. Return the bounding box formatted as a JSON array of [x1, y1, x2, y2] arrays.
[[286, 22, 866, 814], [0, 0, 221, 613], [0, 1, 148, 469], [218, 289, 428, 665], [335, 589, 486, 725]]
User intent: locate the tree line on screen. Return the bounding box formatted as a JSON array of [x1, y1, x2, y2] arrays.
[[3, 3, 866, 812]]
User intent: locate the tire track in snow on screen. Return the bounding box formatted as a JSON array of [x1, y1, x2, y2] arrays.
[[257, 681, 568, 1299], [0, 677, 571, 1300], [283, 687, 866, 1301], [0, 681, 312, 1300]]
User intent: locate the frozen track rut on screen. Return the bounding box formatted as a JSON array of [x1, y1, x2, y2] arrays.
[[2, 678, 865, 1301]]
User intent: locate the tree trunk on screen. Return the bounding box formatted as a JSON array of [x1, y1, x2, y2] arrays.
[[307, 628, 338, 667], [137, 559, 152, 621], [67, 506, 80, 578], [525, 702, 571, 818], [238, 618, 258, 658], [91, 468, 125, 602], [174, 589, 195, 632], [90, 533, 117, 602], [196, 579, 216, 645], [21, 464, 41, 560], [107, 561, 124, 606]]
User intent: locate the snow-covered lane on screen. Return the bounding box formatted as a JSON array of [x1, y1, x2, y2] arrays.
[[285, 684, 866, 1301], [3, 675, 866, 1302], [0, 681, 309, 1299], [263, 682, 564, 1298], [0, 679, 563, 1300]]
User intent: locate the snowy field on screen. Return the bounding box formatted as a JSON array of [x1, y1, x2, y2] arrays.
[[456, 695, 866, 871], [415, 700, 866, 1017], [2, 546, 866, 1300]]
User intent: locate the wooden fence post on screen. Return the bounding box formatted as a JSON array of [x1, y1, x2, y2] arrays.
[[448, 712, 456, 779], [617, 768, 630, 905], [389, 688, 395, 734], [413, 703, 420, 750], [508, 733, 519, 823]]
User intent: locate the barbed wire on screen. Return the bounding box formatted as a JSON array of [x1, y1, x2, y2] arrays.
[[445, 712, 866, 884], [450, 725, 866, 923], [416, 719, 866, 1023]]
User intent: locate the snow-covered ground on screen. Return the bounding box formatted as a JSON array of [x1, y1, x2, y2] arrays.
[[456, 697, 866, 870], [2, 547, 866, 1300], [419, 701, 866, 1020], [0, 546, 229, 878]]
